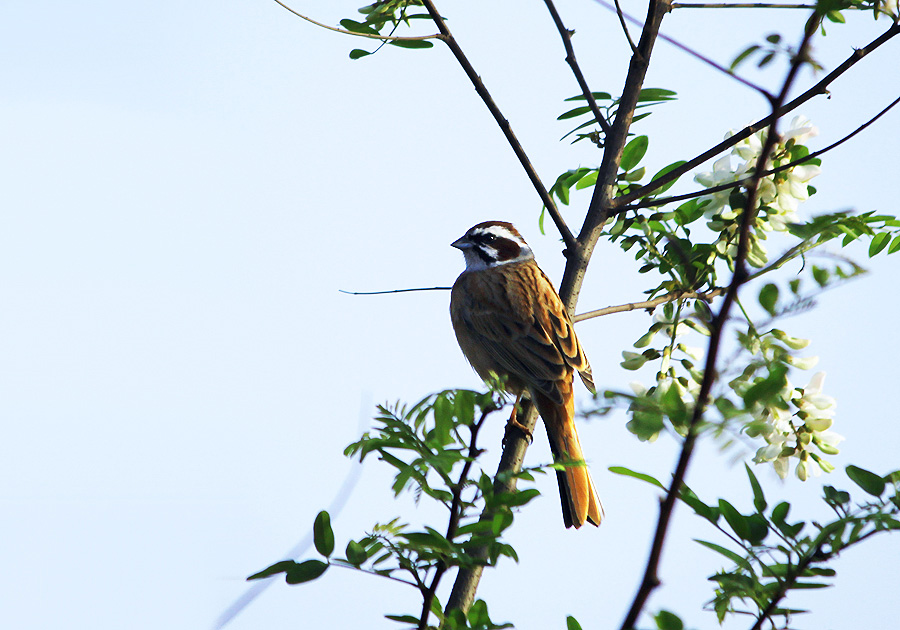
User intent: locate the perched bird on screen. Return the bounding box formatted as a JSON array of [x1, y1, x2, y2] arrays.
[[449, 220, 603, 528]]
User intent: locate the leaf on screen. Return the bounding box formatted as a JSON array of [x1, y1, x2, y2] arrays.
[[285, 559, 329, 584], [869, 232, 890, 256], [247, 559, 296, 581], [646, 160, 688, 196], [731, 45, 760, 70], [888, 235, 900, 254], [567, 616, 584, 630], [388, 39, 434, 49], [339, 19, 380, 36], [385, 614, 420, 623], [313, 511, 335, 557], [695, 539, 752, 570], [637, 88, 677, 101], [718, 499, 751, 540], [745, 463, 767, 513], [557, 105, 593, 120], [654, 610, 684, 630], [846, 464, 886, 496], [345, 540, 367, 566], [349, 49, 372, 60], [758, 283, 779, 316], [620, 135, 649, 171], [608, 466, 667, 490]]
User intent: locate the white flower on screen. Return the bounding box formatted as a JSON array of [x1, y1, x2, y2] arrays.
[[782, 115, 819, 144]]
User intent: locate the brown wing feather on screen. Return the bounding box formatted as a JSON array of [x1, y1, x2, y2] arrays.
[[452, 262, 592, 403]]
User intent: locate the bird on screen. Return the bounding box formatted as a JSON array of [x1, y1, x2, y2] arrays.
[[449, 220, 603, 528]]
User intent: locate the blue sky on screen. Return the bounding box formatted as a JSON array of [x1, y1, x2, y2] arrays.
[[2, 2, 898, 629]]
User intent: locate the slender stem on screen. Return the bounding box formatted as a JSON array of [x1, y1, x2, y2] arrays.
[[613, 0, 640, 52], [673, 2, 815, 7], [616, 22, 900, 207], [419, 0, 579, 255], [271, 0, 439, 41], [418, 409, 491, 629], [543, 0, 613, 135]]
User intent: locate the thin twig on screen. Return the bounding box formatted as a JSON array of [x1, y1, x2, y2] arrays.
[[613, 0, 640, 52], [673, 2, 815, 7], [271, 0, 440, 41], [419, 0, 579, 256], [543, 0, 613, 135], [618, 13, 821, 630], [418, 408, 491, 630], [574, 288, 725, 321], [616, 22, 900, 207], [617, 92, 900, 212], [339, 286, 452, 295], [591, 0, 771, 97]]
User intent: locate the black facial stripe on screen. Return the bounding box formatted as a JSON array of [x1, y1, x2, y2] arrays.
[[470, 230, 521, 263]]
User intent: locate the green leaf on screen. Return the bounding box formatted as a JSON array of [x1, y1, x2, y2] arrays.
[[731, 44, 760, 70], [313, 511, 335, 557], [349, 49, 372, 60], [745, 463, 767, 513], [647, 160, 688, 196], [388, 39, 434, 49], [345, 540, 367, 565], [385, 614, 420, 623], [285, 559, 329, 584], [888, 235, 900, 254], [695, 539, 752, 570], [557, 105, 593, 120], [637, 88, 677, 101], [620, 135, 649, 171], [846, 464, 885, 496], [247, 559, 296, 581], [339, 19, 380, 36], [654, 610, 684, 630], [718, 499, 751, 540], [758, 283, 779, 316], [869, 232, 890, 256], [567, 616, 584, 630], [608, 466, 667, 490]]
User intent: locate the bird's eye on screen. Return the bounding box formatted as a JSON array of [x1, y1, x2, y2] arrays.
[[483, 234, 497, 243]]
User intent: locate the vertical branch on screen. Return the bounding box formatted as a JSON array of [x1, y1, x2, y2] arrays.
[[617, 13, 822, 630], [559, 0, 672, 314]]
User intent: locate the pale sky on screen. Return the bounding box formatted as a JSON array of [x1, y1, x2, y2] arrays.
[[2, 2, 899, 629]]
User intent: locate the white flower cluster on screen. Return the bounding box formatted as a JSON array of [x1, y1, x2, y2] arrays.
[[695, 116, 821, 267], [745, 372, 843, 480]]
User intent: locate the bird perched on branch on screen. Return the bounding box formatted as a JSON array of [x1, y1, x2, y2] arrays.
[[449, 220, 603, 528]]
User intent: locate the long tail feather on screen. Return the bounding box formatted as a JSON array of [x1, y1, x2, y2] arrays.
[[533, 383, 603, 529]]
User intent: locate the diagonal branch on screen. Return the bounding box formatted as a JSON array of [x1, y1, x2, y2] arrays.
[[420, 0, 579, 255], [544, 0, 613, 135], [617, 92, 900, 212], [618, 13, 821, 630], [616, 22, 900, 207]]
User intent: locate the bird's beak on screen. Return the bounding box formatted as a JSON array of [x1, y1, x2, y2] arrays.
[[451, 235, 471, 250]]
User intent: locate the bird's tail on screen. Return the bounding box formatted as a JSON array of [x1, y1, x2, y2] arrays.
[[534, 382, 603, 529]]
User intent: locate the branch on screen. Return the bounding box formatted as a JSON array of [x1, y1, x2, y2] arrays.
[[618, 92, 900, 212], [419, 0, 579, 255], [418, 409, 491, 630], [616, 22, 900, 207], [618, 13, 821, 630], [673, 2, 815, 7], [543, 0, 613, 135], [339, 286, 451, 295], [613, 0, 640, 53], [271, 0, 440, 41], [573, 288, 726, 321], [560, 0, 672, 313], [591, 0, 771, 97]]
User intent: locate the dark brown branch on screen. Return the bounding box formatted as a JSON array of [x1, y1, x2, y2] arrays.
[[613, 0, 640, 52], [544, 0, 613, 135], [616, 22, 900, 207], [592, 0, 771, 97], [560, 0, 672, 314], [419, 0, 579, 255], [618, 14, 821, 630], [618, 92, 900, 212]]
